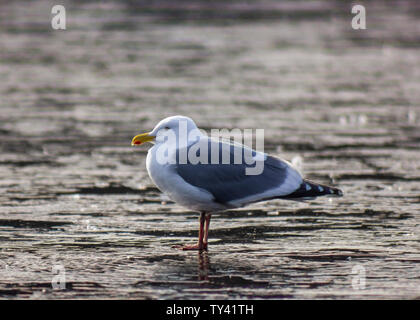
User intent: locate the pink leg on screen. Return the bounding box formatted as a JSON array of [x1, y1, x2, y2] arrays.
[[173, 212, 207, 251], [203, 213, 211, 248]]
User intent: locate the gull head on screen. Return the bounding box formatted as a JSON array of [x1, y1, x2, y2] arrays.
[[131, 115, 200, 146]]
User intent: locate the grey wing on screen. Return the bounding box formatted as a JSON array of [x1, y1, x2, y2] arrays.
[[173, 139, 302, 205]]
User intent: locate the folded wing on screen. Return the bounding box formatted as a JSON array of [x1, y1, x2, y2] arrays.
[[173, 138, 303, 206]]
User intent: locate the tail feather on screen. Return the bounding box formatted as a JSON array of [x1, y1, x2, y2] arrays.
[[281, 179, 343, 199]]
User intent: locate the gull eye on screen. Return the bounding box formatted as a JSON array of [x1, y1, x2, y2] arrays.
[[164, 126, 170, 130]]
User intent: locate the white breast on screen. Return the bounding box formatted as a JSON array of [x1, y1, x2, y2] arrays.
[[146, 145, 226, 212]]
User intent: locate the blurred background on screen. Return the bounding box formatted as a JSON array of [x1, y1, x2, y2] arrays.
[[0, 0, 419, 299]]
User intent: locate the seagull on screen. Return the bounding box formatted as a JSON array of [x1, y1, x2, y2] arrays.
[[131, 115, 343, 251]]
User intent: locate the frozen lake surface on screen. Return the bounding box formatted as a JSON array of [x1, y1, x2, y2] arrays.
[[0, 1, 419, 299]]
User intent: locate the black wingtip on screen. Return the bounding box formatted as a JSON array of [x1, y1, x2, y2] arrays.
[[328, 186, 343, 197], [282, 180, 343, 199]]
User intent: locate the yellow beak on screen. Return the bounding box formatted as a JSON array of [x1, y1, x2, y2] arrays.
[[131, 132, 155, 146]]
